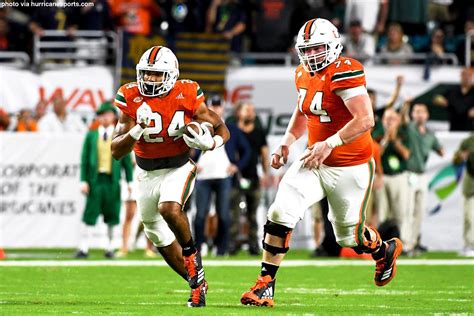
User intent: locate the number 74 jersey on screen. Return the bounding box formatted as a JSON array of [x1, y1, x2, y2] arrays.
[[114, 80, 204, 159], [295, 56, 373, 167]]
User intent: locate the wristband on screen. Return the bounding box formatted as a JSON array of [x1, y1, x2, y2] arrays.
[[325, 132, 344, 149], [281, 132, 297, 147], [211, 135, 224, 150], [129, 124, 145, 140]]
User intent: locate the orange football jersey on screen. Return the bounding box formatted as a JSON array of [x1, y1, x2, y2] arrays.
[[295, 56, 373, 167], [114, 80, 204, 159]]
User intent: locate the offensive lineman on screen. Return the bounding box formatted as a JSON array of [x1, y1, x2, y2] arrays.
[[111, 46, 230, 307], [241, 19, 403, 307]]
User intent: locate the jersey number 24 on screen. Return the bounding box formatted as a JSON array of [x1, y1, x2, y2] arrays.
[[142, 109, 185, 143]]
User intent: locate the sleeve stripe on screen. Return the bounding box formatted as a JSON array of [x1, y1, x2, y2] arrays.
[[197, 92, 204, 99], [115, 99, 127, 107], [115, 93, 126, 104], [197, 87, 203, 96], [331, 70, 364, 82]]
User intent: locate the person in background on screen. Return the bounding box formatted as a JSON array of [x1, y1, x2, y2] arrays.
[[68, 0, 114, 32], [229, 101, 270, 255], [424, 28, 447, 60], [344, 0, 389, 34], [109, 0, 161, 35], [433, 68, 474, 131], [387, 0, 428, 36], [116, 154, 157, 258], [193, 95, 251, 256], [369, 137, 384, 225], [380, 23, 414, 64], [453, 133, 474, 257], [400, 102, 444, 256], [206, 0, 247, 53], [379, 109, 411, 244], [29, 3, 75, 36], [309, 202, 325, 257], [342, 20, 375, 63], [15, 109, 38, 132], [0, 107, 10, 131], [37, 95, 87, 133], [370, 75, 404, 142], [76, 102, 134, 259]]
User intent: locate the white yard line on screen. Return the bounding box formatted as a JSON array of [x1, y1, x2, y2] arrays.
[[0, 259, 472, 267]]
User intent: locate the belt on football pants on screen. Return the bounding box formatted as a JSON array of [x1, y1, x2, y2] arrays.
[[136, 153, 190, 171]]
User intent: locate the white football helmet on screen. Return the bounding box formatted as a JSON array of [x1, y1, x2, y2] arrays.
[[295, 18, 343, 72], [136, 46, 179, 97]]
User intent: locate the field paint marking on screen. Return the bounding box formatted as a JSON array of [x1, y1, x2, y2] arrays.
[[0, 259, 473, 267], [283, 288, 472, 296]]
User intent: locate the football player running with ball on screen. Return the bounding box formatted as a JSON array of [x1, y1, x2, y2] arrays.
[[241, 19, 403, 307], [112, 46, 229, 307]]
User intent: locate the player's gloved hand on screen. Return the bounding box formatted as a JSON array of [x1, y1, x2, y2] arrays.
[[136, 102, 153, 126], [271, 145, 289, 169], [183, 124, 215, 151]]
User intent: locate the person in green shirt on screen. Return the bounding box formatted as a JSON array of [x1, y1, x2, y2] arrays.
[[76, 102, 134, 259], [401, 102, 444, 255], [371, 75, 404, 142], [378, 108, 411, 236], [454, 133, 474, 257]]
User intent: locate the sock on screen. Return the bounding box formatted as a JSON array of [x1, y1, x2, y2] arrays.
[[106, 225, 115, 252], [181, 238, 196, 257], [371, 241, 386, 260], [79, 223, 93, 253], [261, 262, 279, 279]]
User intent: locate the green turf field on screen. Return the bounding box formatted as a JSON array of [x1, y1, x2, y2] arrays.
[[1, 250, 473, 315]]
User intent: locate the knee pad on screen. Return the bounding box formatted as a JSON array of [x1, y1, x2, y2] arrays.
[[352, 226, 382, 254], [262, 220, 293, 255]]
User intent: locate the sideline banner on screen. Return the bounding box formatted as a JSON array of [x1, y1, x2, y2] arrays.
[[0, 133, 118, 248], [0, 132, 469, 250], [0, 66, 114, 119]]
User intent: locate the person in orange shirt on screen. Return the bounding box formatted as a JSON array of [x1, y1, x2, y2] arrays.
[[0, 107, 10, 131], [241, 19, 403, 307], [15, 109, 38, 132], [111, 46, 229, 307], [108, 0, 161, 35]]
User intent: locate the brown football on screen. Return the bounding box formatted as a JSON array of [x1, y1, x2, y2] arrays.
[[184, 121, 203, 137], [199, 121, 215, 136]]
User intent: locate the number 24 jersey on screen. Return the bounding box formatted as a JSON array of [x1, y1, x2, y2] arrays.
[[114, 80, 204, 159]]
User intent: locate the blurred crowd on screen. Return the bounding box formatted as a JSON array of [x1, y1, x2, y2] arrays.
[[0, 0, 473, 63]]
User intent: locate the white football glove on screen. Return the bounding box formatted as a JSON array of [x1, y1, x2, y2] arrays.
[[136, 102, 153, 126], [183, 124, 215, 151]]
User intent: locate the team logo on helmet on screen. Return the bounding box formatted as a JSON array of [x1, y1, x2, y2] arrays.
[[295, 18, 343, 72]]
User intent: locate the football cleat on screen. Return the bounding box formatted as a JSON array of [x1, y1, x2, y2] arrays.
[[184, 251, 205, 289], [241, 275, 275, 307], [373, 238, 403, 286], [187, 280, 208, 307]]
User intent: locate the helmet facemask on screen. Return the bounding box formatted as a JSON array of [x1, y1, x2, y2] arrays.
[[136, 68, 179, 97], [297, 43, 331, 72]]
